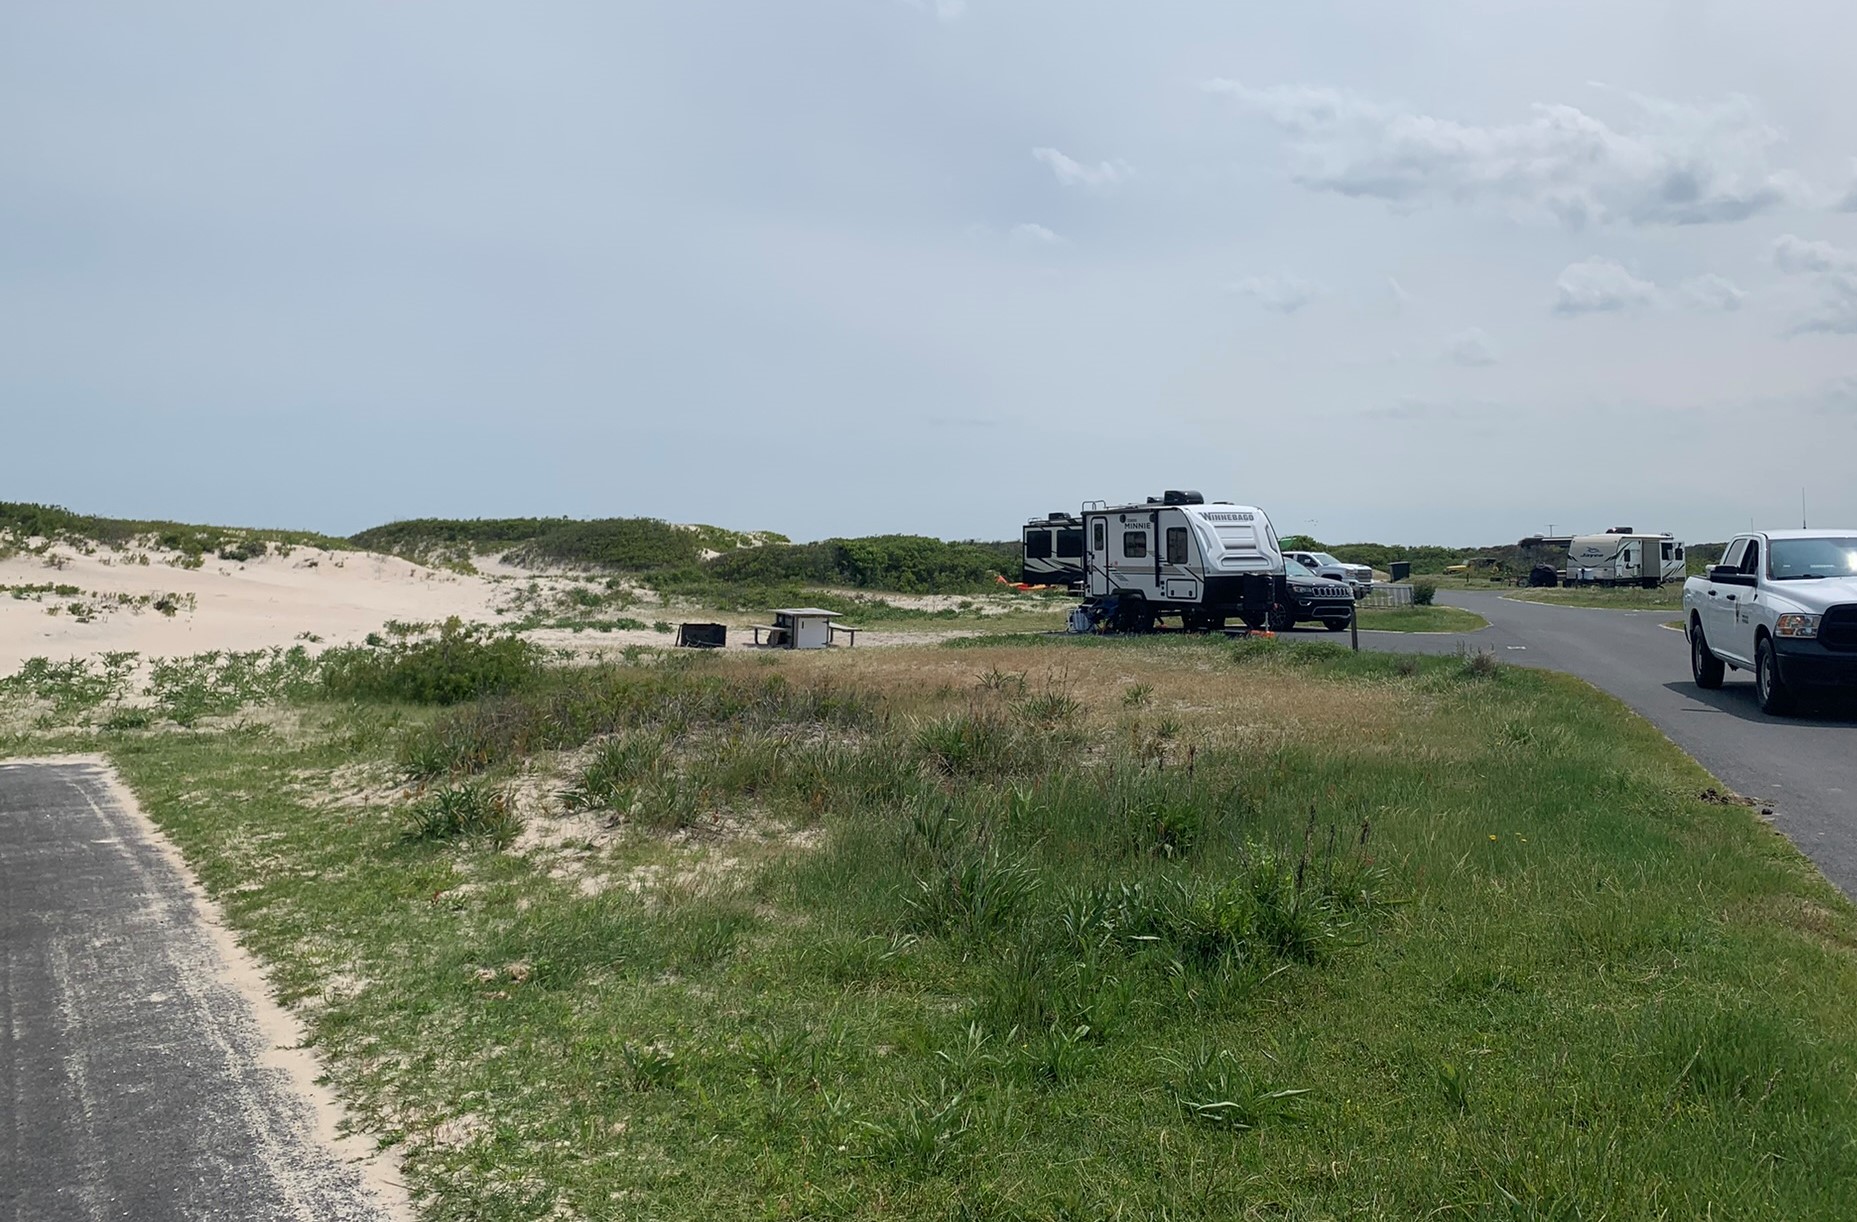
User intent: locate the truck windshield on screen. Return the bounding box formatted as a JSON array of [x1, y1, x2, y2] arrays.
[[1312, 553, 1342, 567], [1768, 538, 1857, 579]]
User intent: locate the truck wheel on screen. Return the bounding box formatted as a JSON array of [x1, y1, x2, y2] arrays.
[[1689, 620, 1725, 690], [1267, 604, 1295, 633], [1755, 635, 1794, 716]]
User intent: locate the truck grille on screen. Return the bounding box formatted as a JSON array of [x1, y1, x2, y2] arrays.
[[1822, 605, 1857, 653]]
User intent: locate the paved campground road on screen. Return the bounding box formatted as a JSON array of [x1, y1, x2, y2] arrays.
[[1329, 589, 1857, 896], [0, 759, 406, 1222]]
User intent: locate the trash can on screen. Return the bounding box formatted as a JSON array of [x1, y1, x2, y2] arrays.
[[676, 623, 727, 648], [1389, 561, 1412, 583]]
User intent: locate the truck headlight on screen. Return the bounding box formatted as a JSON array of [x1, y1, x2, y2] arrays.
[[1774, 613, 1820, 639]]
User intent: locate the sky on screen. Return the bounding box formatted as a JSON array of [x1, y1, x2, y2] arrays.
[[3, 1, 1855, 546]]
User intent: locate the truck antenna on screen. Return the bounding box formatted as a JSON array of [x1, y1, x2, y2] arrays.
[[1802, 487, 1808, 530]]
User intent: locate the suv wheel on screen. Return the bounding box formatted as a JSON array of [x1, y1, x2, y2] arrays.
[[1267, 604, 1295, 633], [1690, 621, 1725, 690]]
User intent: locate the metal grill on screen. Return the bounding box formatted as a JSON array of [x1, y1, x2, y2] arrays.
[[1820, 605, 1857, 652]]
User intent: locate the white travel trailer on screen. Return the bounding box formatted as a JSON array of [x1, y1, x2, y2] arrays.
[[1078, 491, 1313, 631], [1564, 529, 1686, 587]]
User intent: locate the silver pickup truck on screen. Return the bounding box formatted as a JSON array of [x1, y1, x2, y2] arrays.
[[1683, 530, 1857, 714]]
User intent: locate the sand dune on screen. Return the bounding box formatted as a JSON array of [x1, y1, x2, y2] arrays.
[[0, 542, 505, 672]]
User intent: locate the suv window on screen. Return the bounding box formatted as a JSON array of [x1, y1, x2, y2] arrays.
[[1123, 531, 1147, 559], [1165, 527, 1188, 565]]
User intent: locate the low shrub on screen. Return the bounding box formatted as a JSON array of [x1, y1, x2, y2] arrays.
[[1411, 580, 1437, 606], [404, 782, 520, 847], [321, 618, 544, 705]]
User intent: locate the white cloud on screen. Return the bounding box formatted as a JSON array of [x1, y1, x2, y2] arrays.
[[1008, 222, 1066, 245], [1773, 234, 1857, 334], [1553, 258, 1657, 316], [1387, 277, 1416, 310], [1204, 80, 1799, 228], [1227, 274, 1324, 314], [1444, 327, 1497, 366], [1680, 273, 1746, 312], [1032, 146, 1132, 190], [1837, 161, 1857, 212]]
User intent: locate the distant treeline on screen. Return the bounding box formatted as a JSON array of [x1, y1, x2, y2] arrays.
[[0, 502, 350, 560], [352, 516, 1018, 594]]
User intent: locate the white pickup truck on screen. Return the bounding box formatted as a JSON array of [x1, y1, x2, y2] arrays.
[[1684, 530, 1857, 714]]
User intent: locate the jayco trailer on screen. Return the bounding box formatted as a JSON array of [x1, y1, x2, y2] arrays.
[[1020, 512, 1085, 586], [1565, 529, 1686, 587], [1078, 491, 1292, 631]]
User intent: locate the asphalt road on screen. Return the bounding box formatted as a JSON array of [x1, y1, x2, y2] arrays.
[[0, 760, 404, 1222], [1332, 590, 1857, 896]]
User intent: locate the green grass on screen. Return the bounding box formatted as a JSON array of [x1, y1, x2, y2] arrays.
[[9, 639, 1857, 1218], [1355, 605, 1488, 633], [1508, 585, 1686, 611]]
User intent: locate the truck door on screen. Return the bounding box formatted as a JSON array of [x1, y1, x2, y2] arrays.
[[1702, 538, 1743, 651], [1724, 537, 1763, 663]]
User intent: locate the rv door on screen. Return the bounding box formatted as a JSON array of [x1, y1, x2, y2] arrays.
[[1160, 512, 1202, 603]]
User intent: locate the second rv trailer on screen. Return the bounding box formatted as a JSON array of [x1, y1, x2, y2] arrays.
[[1565, 530, 1686, 587]]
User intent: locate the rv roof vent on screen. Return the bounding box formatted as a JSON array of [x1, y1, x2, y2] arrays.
[[1162, 490, 1205, 505], [1048, 511, 1068, 521], [1605, 526, 1635, 534]]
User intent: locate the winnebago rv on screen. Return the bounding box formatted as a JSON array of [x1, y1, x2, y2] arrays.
[[1565, 529, 1686, 587], [1078, 491, 1293, 632], [1021, 512, 1085, 586]]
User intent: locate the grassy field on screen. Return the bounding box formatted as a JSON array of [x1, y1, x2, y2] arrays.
[[6, 631, 1856, 1218], [1507, 585, 1685, 611], [1355, 605, 1487, 633]]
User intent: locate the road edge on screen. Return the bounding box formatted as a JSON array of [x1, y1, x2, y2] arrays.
[[0, 753, 417, 1222]]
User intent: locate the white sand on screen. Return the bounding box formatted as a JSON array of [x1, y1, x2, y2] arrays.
[[0, 539, 1019, 672], [0, 541, 504, 672]]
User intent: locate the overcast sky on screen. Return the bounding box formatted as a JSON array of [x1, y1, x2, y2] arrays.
[[4, 2, 1855, 545]]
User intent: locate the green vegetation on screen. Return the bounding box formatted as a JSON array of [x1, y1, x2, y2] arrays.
[[320, 619, 548, 705], [350, 517, 790, 572], [1509, 585, 1686, 611], [1411, 579, 1438, 606], [0, 501, 351, 562], [7, 635, 1854, 1218], [1355, 605, 1486, 633]]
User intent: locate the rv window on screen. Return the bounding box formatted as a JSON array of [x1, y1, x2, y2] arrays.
[[1165, 527, 1189, 565], [1025, 531, 1052, 559], [1123, 531, 1147, 558], [1675, 545, 1685, 560], [1056, 529, 1083, 558], [1662, 542, 1674, 561]]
